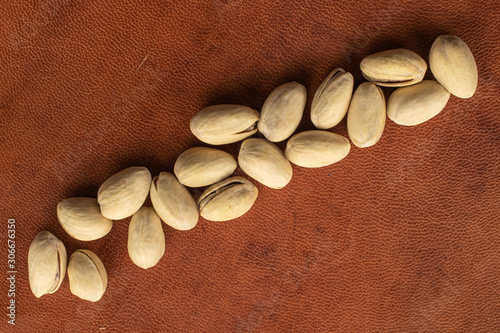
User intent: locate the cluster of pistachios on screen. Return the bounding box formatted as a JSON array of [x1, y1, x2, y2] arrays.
[[29, 34, 477, 302]]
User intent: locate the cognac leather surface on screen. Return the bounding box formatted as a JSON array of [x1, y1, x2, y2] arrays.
[[1, 1, 499, 332]]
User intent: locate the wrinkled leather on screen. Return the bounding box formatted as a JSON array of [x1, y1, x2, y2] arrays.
[[1, 1, 499, 332]]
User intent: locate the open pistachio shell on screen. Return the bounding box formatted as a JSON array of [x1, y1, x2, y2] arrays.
[[150, 172, 199, 230], [311, 68, 354, 129], [68, 249, 107, 302], [197, 176, 258, 221], [28, 231, 67, 298], [190, 105, 259, 145]]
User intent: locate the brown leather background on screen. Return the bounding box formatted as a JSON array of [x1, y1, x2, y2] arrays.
[[1, 1, 499, 332]]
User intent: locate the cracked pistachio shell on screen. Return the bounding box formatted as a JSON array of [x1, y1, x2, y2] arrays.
[[311, 68, 354, 129], [258, 82, 307, 142], [360, 49, 427, 87], [190, 105, 259, 145], [197, 176, 258, 221], [150, 172, 199, 230], [387, 80, 450, 126], [28, 231, 67, 298], [68, 249, 107, 302], [128, 207, 165, 269], [238, 138, 292, 189], [347, 82, 386, 148], [57, 197, 112, 241], [429, 35, 478, 98], [97, 167, 151, 220], [174, 147, 237, 187], [285, 130, 351, 168]]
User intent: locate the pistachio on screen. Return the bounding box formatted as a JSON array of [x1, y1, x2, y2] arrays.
[[387, 80, 450, 126], [360, 49, 427, 87], [429, 35, 478, 98], [190, 105, 259, 145], [311, 68, 354, 129], [174, 147, 237, 187], [28, 231, 67, 298], [285, 131, 351, 168], [67, 249, 107, 302], [238, 138, 292, 189], [57, 197, 112, 241], [150, 172, 199, 230], [97, 166, 151, 220], [258, 82, 307, 142], [197, 176, 258, 221], [128, 207, 165, 269], [347, 82, 386, 148]]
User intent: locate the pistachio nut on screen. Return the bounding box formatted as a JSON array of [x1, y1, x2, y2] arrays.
[[258, 82, 307, 142], [97, 166, 151, 220], [150, 172, 199, 230], [387, 80, 450, 126], [68, 249, 107, 302], [285, 130, 351, 168], [190, 105, 259, 145], [128, 207, 165, 269], [429, 35, 478, 98], [28, 231, 67, 298], [311, 68, 354, 129], [360, 49, 427, 87], [174, 147, 237, 187], [347, 82, 386, 148], [238, 138, 292, 189], [57, 197, 112, 241], [197, 176, 258, 221]]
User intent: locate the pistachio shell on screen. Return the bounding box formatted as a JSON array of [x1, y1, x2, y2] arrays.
[[190, 105, 259, 145], [150, 172, 199, 230], [429, 35, 478, 98], [174, 147, 237, 187], [238, 138, 292, 189], [128, 207, 165, 269], [57, 197, 112, 241], [347, 82, 386, 148], [68, 249, 107, 302], [285, 130, 351, 168], [197, 176, 258, 221], [97, 166, 151, 220], [360, 49, 427, 87], [311, 68, 354, 129], [387, 80, 450, 126], [258, 82, 307, 142], [28, 231, 67, 298]]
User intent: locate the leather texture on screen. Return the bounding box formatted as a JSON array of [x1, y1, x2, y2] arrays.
[[1, 1, 499, 332]]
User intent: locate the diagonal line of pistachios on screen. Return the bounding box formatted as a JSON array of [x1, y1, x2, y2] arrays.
[[29, 35, 478, 302]]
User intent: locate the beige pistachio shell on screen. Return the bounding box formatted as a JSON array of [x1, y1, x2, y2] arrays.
[[68, 249, 107, 302], [429, 35, 478, 98], [190, 105, 259, 145], [28, 231, 67, 298], [360, 49, 427, 87], [150, 172, 199, 230], [128, 207, 165, 269], [174, 147, 237, 187], [197, 176, 258, 221], [57, 197, 112, 241], [387, 80, 450, 126], [97, 166, 151, 220], [311, 68, 354, 129], [285, 130, 351, 168], [347, 82, 386, 148], [258, 82, 307, 142], [238, 138, 292, 189]]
